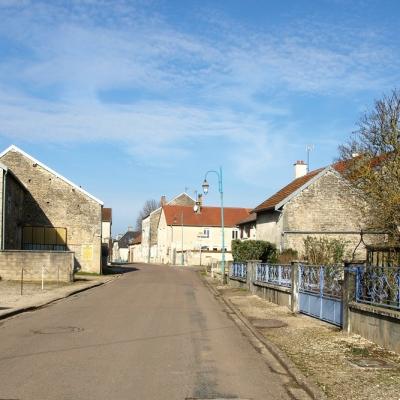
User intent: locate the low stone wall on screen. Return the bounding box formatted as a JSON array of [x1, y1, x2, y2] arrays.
[[252, 282, 292, 308], [348, 302, 400, 353], [0, 250, 74, 282]]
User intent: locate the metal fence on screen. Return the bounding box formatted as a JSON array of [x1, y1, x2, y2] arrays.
[[230, 262, 247, 280], [299, 265, 343, 299], [255, 263, 292, 287], [356, 265, 400, 310]]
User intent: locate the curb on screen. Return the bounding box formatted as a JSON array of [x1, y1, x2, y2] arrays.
[[0, 275, 119, 321], [200, 273, 327, 400]]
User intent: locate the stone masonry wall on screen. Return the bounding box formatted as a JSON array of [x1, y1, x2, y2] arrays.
[[282, 170, 381, 259], [0, 250, 74, 282], [4, 173, 25, 249], [0, 150, 102, 273]]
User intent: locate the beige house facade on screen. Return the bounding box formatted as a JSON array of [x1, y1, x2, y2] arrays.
[[156, 205, 249, 266]]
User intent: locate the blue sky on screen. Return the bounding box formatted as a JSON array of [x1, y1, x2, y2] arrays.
[[0, 0, 399, 235]]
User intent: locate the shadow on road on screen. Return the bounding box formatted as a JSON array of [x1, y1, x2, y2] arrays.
[[103, 264, 140, 275]]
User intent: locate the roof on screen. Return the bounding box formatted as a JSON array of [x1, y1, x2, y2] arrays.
[[102, 208, 112, 222], [163, 205, 251, 227], [118, 230, 140, 248], [237, 212, 257, 226], [131, 233, 142, 245], [0, 145, 104, 205], [252, 159, 357, 213]]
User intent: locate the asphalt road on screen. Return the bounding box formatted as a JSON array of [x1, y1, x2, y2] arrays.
[[0, 264, 303, 400]]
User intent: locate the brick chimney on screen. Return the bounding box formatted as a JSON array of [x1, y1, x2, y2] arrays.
[[160, 195, 167, 206], [294, 160, 308, 179]]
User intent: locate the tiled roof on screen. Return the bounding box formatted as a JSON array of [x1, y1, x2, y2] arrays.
[[237, 212, 257, 226], [252, 155, 387, 213], [131, 233, 142, 245], [163, 205, 250, 227], [118, 231, 140, 248], [102, 208, 112, 222]]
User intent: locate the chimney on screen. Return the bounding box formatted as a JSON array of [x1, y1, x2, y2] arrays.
[[294, 160, 308, 179], [160, 195, 167, 206], [128, 226, 133, 232], [195, 193, 203, 213]]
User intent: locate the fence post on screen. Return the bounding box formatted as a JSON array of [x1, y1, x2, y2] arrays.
[[246, 260, 260, 293], [342, 261, 358, 334], [291, 262, 300, 313]]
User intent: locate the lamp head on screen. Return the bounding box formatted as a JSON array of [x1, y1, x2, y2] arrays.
[[193, 204, 199, 213], [202, 179, 209, 194]]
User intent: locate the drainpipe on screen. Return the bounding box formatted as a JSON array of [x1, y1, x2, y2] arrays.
[[2, 169, 8, 250]]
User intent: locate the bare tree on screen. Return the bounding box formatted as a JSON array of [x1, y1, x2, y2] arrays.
[[339, 89, 400, 243], [135, 199, 160, 231]]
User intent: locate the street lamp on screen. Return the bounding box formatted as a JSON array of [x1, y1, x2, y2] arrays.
[[201, 166, 226, 284]]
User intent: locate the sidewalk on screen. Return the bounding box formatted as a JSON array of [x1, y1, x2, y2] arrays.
[[206, 276, 400, 400], [0, 274, 118, 320]]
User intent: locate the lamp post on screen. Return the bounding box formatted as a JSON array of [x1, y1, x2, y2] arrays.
[[181, 210, 184, 266], [202, 166, 226, 284]]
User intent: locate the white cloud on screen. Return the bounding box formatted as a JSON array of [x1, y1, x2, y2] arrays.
[[0, 0, 399, 183]]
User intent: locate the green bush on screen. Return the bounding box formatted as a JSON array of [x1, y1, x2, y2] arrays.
[[231, 240, 278, 263]]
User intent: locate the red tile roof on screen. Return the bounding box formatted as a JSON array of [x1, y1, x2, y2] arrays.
[[102, 207, 112, 222], [237, 212, 257, 226], [163, 205, 251, 227]]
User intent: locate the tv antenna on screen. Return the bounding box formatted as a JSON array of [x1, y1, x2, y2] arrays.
[[306, 144, 314, 172]]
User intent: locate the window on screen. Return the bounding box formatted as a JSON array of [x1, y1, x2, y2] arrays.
[[203, 229, 210, 238], [232, 230, 238, 239]]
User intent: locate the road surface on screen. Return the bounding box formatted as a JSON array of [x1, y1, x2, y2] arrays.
[[0, 264, 305, 399]]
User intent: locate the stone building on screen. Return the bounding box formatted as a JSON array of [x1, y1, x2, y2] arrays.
[[253, 160, 382, 259], [141, 193, 195, 263], [0, 145, 104, 273], [156, 204, 249, 265], [0, 161, 26, 249]]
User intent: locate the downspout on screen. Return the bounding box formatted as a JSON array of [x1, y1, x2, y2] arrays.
[[2, 169, 8, 250]]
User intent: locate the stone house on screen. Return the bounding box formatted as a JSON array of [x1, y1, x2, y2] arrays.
[[141, 193, 196, 263], [157, 204, 250, 265], [112, 229, 139, 262], [236, 212, 257, 241], [0, 145, 104, 273], [0, 161, 26, 249], [101, 207, 113, 263], [128, 233, 142, 263], [253, 160, 381, 259]]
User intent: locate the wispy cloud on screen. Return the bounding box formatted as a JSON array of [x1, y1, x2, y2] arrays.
[[0, 0, 399, 184]]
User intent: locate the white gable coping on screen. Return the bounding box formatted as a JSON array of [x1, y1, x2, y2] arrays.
[[0, 145, 104, 205], [168, 192, 196, 203], [274, 167, 331, 211]]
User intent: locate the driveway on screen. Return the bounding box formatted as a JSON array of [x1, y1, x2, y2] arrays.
[[0, 264, 304, 400]]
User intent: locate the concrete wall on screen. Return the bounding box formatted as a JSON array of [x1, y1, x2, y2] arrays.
[[348, 302, 400, 353], [0, 250, 74, 282], [256, 211, 282, 248], [0, 150, 102, 273]]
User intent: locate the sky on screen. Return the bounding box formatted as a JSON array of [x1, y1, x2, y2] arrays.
[[0, 0, 399, 235]]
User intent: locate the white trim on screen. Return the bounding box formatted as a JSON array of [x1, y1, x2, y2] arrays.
[[0, 162, 8, 171], [0, 145, 103, 205], [274, 167, 330, 210], [168, 192, 196, 203]]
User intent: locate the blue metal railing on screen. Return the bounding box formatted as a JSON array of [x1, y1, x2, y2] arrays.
[[356, 265, 400, 310], [299, 265, 343, 299], [230, 262, 247, 279], [255, 263, 292, 288]]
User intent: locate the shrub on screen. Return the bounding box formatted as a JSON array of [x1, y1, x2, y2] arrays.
[[303, 236, 348, 265], [277, 248, 298, 264], [232, 240, 278, 263]]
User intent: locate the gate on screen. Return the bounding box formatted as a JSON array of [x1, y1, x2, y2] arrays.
[[299, 265, 343, 326]]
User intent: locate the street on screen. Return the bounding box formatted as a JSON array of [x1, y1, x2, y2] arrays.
[[0, 265, 302, 400]]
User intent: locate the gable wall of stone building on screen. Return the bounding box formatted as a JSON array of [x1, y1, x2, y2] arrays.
[[281, 170, 371, 259], [0, 150, 102, 273]]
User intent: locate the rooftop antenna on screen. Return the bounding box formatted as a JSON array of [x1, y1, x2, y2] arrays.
[[306, 144, 314, 173]]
